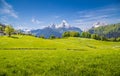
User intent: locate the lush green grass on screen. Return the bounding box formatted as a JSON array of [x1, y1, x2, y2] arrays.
[[0, 35, 120, 76]]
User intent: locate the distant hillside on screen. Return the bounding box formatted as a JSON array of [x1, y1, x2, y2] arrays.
[[31, 27, 62, 38], [88, 23, 120, 38]]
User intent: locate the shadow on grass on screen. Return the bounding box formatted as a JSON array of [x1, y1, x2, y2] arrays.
[[67, 48, 87, 51], [86, 45, 97, 49], [10, 36, 19, 39]]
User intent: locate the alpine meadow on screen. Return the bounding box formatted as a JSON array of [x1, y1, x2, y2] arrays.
[[0, 36, 120, 76], [0, 0, 120, 76]]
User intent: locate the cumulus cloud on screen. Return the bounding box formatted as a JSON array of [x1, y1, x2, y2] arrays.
[[54, 16, 60, 19], [31, 18, 43, 25], [0, 0, 18, 18]]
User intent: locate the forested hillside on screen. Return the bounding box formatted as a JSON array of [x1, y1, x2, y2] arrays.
[[88, 23, 120, 38]]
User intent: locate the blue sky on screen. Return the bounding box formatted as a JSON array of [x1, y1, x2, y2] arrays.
[[0, 0, 120, 30]]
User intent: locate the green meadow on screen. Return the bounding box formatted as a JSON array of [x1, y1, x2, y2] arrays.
[[0, 35, 120, 76]]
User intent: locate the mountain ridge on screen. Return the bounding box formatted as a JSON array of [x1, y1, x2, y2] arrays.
[[30, 20, 82, 38]]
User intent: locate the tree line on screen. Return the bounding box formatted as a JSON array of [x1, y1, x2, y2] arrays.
[[62, 31, 120, 41], [0, 24, 120, 41]]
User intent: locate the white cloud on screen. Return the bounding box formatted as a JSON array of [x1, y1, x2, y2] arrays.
[[0, 16, 8, 22], [73, 8, 119, 31], [54, 16, 60, 19], [77, 5, 120, 20], [0, 0, 18, 18], [31, 18, 43, 25], [78, 6, 119, 15], [74, 5, 120, 30]]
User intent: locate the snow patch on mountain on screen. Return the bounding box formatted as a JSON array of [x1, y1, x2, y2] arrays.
[[93, 22, 107, 28]]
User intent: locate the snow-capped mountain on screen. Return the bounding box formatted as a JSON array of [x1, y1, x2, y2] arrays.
[[49, 24, 56, 29], [93, 22, 107, 28], [23, 29, 31, 34], [49, 20, 71, 29], [30, 20, 82, 38], [56, 20, 71, 28]]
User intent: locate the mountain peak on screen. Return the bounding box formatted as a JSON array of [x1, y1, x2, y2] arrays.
[[62, 20, 67, 24], [49, 24, 56, 29], [56, 20, 71, 28], [49, 20, 71, 29]]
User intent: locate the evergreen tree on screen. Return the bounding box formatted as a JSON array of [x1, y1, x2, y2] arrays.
[[91, 34, 100, 40], [39, 35, 45, 39], [81, 32, 91, 38], [50, 35, 55, 39], [62, 31, 80, 37]]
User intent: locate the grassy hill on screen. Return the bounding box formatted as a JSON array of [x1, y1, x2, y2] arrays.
[[0, 35, 120, 76]]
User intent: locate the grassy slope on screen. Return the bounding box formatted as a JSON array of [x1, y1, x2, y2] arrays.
[[0, 35, 120, 76]]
